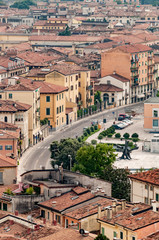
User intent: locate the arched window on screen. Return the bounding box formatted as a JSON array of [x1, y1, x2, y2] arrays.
[[4, 116, 7, 122]]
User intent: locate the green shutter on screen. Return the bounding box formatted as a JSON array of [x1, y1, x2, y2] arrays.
[[102, 227, 105, 235]]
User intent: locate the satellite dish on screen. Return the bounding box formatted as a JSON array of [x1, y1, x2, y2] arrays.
[[54, 164, 59, 170]]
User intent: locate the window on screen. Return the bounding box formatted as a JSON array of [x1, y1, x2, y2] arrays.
[[3, 203, 7, 211], [76, 75, 78, 81], [4, 116, 7, 123], [62, 117, 64, 123], [55, 215, 61, 224], [154, 110, 158, 117], [145, 184, 148, 189], [57, 95, 58, 101], [153, 119, 158, 127], [5, 145, 12, 150], [57, 108, 58, 114], [62, 93, 63, 99], [65, 219, 68, 228], [120, 232, 123, 239], [78, 82, 81, 87], [71, 85, 73, 90], [48, 212, 50, 220], [59, 94, 61, 100], [0, 95, 2, 99], [46, 108, 50, 115], [142, 62, 144, 66], [71, 76, 72, 81], [9, 93, 12, 99], [150, 186, 153, 191], [46, 96, 50, 102], [59, 106, 61, 113], [0, 145, 2, 150], [113, 231, 117, 238], [66, 77, 67, 83], [132, 237, 136, 240], [156, 193, 159, 201], [57, 119, 58, 125], [0, 172, 3, 184], [145, 197, 148, 204], [78, 73, 81, 78], [101, 227, 105, 235]]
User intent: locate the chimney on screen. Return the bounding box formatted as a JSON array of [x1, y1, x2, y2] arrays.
[[107, 207, 112, 220], [97, 204, 101, 218], [52, 201, 57, 207], [151, 200, 157, 212], [112, 200, 117, 214], [113, 71, 116, 75], [121, 199, 126, 210]]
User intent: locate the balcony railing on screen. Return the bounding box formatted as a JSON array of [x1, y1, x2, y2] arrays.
[[131, 75, 139, 80], [131, 65, 138, 71], [86, 85, 93, 91]]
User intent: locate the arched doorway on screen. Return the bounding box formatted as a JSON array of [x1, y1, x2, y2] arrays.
[[103, 93, 109, 109]]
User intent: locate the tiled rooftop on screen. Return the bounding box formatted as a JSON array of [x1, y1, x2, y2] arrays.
[[38, 188, 95, 212], [99, 203, 157, 231], [94, 84, 123, 92], [129, 169, 159, 186]]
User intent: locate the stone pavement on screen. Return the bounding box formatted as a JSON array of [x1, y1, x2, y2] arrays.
[[86, 115, 159, 171]]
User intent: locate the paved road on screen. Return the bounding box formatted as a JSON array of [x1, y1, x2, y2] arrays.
[[18, 102, 144, 179]]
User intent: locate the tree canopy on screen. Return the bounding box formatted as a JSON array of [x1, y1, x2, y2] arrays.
[[10, 0, 36, 9], [100, 166, 131, 201], [72, 143, 116, 176], [59, 25, 71, 36], [50, 138, 86, 169], [94, 91, 102, 105], [94, 234, 110, 240]]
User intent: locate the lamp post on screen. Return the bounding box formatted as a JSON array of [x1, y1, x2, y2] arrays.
[[68, 154, 72, 171]]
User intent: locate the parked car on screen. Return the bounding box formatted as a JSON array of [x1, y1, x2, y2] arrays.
[[113, 123, 125, 130], [123, 119, 133, 125], [118, 114, 131, 121]]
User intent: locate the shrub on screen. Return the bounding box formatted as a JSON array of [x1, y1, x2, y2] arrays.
[[128, 141, 133, 147], [90, 126, 94, 132], [115, 133, 121, 138], [91, 139, 97, 145], [81, 135, 84, 139], [109, 126, 115, 134], [132, 138, 139, 143], [107, 133, 113, 138], [86, 128, 91, 135], [78, 137, 82, 142], [123, 133, 130, 139], [98, 135, 103, 140], [84, 131, 88, 137], [26, 187, 34, 195], [94, 125, 98, 130], [132, 133, 139, 138]]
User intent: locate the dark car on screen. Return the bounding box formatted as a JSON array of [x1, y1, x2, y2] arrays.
[[118, 114, 131, 121]]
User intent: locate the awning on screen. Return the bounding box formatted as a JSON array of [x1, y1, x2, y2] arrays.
[[137, 94, 145, 98]]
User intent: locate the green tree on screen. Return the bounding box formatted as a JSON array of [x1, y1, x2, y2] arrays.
[[95, 234, 109, 240], [73, 143, 116, 176], [100, 166, 131, 201], [59, 25, 71, 36], [26, 187, 34, 195], [11, 0, 36, 9], [123, 132, 130, 139], [157, 91, 159, 97], [94, 91, 102, 105], [50, 138, 85, 169]]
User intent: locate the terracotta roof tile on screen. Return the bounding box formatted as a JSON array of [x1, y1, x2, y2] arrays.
[[33, 81, 68, 94], [0, 154, 17, 167], [94, 84, 123, 92], [39, 189, 95, 212], [99, 203, 158, 231], [0, 100, 31, 112], [129, 169, 159, 186]]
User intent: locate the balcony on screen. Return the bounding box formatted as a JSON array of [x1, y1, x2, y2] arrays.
[[86, 85, 93, 91], [130, 65, 138, 71], [131, 75, 139, 80], [131, 57, 139, 64], [148, 55, 153, 59], [148, 72, 154, 76]]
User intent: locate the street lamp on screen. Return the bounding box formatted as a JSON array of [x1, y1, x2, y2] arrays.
[[68, 155, 72, 171]]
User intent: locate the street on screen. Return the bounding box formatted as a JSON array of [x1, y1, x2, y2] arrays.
[[18, 102, 144, 179]]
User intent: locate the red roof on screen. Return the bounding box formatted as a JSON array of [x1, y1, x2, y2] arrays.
[[117, 44, 152, 54], [0, 154, 17, 167], [33, 81, 68, 94], [39, 188, 95, 212], [94, 84, 123, 92], [129, 169, 159, 186]]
